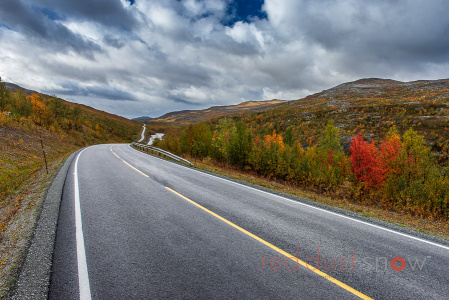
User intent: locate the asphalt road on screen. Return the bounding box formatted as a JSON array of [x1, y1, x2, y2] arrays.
[[49, 144, 449, 299], [138, 125, 146, 143]]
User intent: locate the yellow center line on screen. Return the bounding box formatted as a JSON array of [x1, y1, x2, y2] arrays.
[[110, 146, 149, 178], [165, 186, 373, 300]]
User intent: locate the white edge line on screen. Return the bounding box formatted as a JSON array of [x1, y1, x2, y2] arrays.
[[128, 144, 449, 250], [74, 149, 93, 300]]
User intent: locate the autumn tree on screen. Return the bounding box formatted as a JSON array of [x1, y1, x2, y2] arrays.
[[228, 121, 252, 168], [11, 92, 32, 118], [283, 125, 295, 147], [28, 93, 53, 127], [0, 78, 10, 111], [382, 128, 448, 217], [315, 120, 349, 187], [349, 133, 385, 191], [318, 120, 342, 153], [212, 118, 236, 164], [178, 123, 213, 158]]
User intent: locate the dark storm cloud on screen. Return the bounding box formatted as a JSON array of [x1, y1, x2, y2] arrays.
[[0, 0, 102, 57], [171, 97, 201, 105], [49, 82, 137, 101], [30, 0, 137, 30], [264, 0, 449, 75]]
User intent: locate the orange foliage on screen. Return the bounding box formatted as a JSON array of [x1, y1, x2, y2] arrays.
[[379, 131, 402, 177], [28, 93, 50, 126], [264, 130, 284, 151]]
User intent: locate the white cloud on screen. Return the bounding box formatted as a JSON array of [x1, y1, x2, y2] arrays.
[[182, 0, 227, 18], [170, 85, 210, 103], [262, 87, 312, 100], [0, 0, 447, 119]]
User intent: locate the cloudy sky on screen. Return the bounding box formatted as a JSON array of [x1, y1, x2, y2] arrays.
[[0, 0, 448, 118]]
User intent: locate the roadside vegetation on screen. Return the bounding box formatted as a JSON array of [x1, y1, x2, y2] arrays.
[[0, 80, 140, 297], [153, 79, 449, 233]]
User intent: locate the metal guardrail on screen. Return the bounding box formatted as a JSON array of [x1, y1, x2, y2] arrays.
[[132, 142, 193, 166]]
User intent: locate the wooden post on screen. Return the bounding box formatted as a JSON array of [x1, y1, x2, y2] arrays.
[[39, 134, 49, 174]]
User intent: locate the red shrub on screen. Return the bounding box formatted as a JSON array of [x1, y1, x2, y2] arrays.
[[349, 133, 385, 189]]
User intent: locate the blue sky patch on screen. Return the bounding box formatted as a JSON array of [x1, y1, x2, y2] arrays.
[[225, 0, 267, 25]]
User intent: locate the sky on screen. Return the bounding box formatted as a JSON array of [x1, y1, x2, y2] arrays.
[[0, 0, 448, 119]]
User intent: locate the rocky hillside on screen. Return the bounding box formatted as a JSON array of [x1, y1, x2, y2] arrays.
[[305, 78, 448, 100], [278, 78, 448, 155]]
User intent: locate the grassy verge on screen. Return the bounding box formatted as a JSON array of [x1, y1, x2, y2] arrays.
[[188, 156, 448, 241], [0, 122, 79, 298], [0, 154, 69, 298]]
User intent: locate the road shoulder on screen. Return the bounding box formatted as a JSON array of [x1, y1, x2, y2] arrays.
[[11, 149, 81, 300]]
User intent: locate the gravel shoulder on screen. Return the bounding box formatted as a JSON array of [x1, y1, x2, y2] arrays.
[[1, 150, 79, 299]]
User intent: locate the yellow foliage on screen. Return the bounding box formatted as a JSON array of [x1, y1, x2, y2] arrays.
[[0, 111, 8, 125]]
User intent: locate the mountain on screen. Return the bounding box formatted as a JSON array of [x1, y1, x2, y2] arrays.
[[303, 78, 448, 100], [144, 78, 448, 128], [269, 78, 448, 150], [133, 116, 153, 121], [140, 100, 286, 124]]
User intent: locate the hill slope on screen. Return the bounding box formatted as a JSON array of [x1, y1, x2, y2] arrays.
[[303, 78, 447, 100], [266, 78, 449, 154], [0, 80, 141, 201]]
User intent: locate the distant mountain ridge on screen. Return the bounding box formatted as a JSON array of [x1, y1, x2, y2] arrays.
[[133, 116, 153, 121], [139, 99, 286, 124], [140, 78, 448, 125]]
